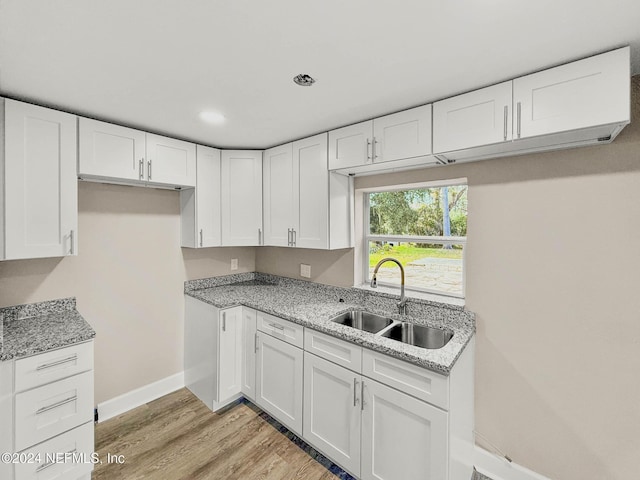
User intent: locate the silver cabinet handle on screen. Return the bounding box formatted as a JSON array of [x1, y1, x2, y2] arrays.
[[373, 138, 378, 160], [361, 381, 365, 411], [70, 230, 75, 255], [148, 159, 152, 180], [36, 395, 77, 415], [503, 105, 508, 141], [222, 312, 226, 332], [516, 102, 522, 139], [36, 448, 77, 473], [199, 229, 203, 247], [268, 322, 285, 331], [366, 139, 372, 162], [254, 332, 259, 352], [37, 354, 78, 371], [292, 229, 296, 247], [287, 228, 292, 246], [139, 158, 144, 180], [353, 378, 359, 407], [258, 228, 262, 245]]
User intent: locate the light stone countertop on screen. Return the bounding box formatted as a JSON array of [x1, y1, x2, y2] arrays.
[[185, 273, 475, 376], [0, 298, 96, 361]]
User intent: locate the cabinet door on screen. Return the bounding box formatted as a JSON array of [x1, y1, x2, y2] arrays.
[[221, 150, 263, 246], [303, 353, 361, 477], [373, 105, 432, 163], [255, 332, 303, 436], [293, 133, 329, 249], [4, 100, 78, 260], [146, 134, 196, 187], [78, 117, 145, 181], [241, 307, 257, 401], [218, 307, 243, 404], [263, 143, 294, 246], [328, 120, 372, 170], [513, 47, 630, 139], [433, 82, 512, 153], [197, 145, 221, 247], [361, 379, 448, 480]]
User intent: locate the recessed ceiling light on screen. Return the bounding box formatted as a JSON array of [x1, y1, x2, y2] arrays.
[[293, 74, 316, 86], [199, 111, 226, 124]]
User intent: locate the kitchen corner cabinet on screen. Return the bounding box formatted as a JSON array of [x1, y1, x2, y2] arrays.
[[78, 117, 196, 188], [184, 297, 243, 411], [328, 105, 437, 174], [263, 133, 352, 250], [220, 150, 263, 246], [1, 99, 78, 261], [181, 145, 222, 248]]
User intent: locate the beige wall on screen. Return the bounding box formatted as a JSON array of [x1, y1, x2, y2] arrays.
[[352, 77, 640, 480], [0, 182, 256, 404], [255, 247, 354, 287]]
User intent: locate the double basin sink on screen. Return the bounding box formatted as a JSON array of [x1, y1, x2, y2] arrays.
[[330, 310, 453, 350]]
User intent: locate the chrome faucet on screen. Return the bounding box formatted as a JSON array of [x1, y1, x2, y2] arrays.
[[370, 257, 407, 315]]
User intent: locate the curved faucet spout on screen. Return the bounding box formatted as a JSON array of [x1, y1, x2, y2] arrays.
[[370, 257, 407, 315]]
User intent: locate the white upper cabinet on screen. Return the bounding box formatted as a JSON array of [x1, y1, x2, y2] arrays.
[[433, 81, 513, 153], [373, 104, 432, 163], [146, 134, 196, 187], [263, 133, 351, 250], [79, 118, 196, 187], [329, 106, 437, 175], [263, 143, 294, 247], [513, 47, 630, 139], [180, 145, 221, 248], [78, 118, 144, 181], [1, 99, 78, 261], [328, 120, 372, 170], [221, 150, 263, 246]]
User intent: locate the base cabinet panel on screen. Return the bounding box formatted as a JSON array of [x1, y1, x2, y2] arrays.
[[241, 308, 257, 400], [303, 353, 361, 477], [255, 332, 303, 436], [361, 379, 448, 480]]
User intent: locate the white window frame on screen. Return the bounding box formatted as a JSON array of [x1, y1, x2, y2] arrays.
[[362, 179, 467, 299]]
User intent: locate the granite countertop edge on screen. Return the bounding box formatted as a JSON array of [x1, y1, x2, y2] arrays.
[[186, 276, 475, 376], [0, 298, 96, 362]]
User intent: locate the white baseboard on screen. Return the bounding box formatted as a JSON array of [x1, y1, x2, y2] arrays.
[[475, 445, 551, 480], [97, 371, 185, 423]]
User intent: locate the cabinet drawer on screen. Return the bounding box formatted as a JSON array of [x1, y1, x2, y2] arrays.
[[304, 329, 362, 373], [15, 342, 93, 392], [362, 350, 448, 410], [15, 421, 94, 480], [15, 371, 94, 451], [256, 312, 304, 348]]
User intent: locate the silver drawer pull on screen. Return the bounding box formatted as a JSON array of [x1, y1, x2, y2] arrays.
[[36, 354, 78, 371], [36, 395, 78, 415], [268, 322, 285, 331], [35, 448, 77, 472], [353, 378, 359, 407]]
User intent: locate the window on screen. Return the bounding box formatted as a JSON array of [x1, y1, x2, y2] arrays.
[[364, 181, 467, 298]]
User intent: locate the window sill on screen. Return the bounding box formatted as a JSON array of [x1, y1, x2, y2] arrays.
[[354, 283, 466, 309]]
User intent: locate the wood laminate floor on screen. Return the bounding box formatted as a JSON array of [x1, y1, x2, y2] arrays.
[[93, 388, 340, 480]]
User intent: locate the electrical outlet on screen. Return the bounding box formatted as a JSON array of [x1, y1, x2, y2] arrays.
[[300, 264, 311, 278], [231, 258, 238, 270]]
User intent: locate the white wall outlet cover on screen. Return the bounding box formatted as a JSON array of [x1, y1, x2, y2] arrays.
[[300, 264, 311, 278], [231, 258, 238, 270]]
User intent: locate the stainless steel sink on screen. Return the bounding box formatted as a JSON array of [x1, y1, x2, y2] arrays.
[[381, 322, 453, 349], [330, 310, 393, 333]]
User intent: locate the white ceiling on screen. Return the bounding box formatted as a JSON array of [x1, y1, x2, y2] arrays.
[[1, 0, 640, 149]]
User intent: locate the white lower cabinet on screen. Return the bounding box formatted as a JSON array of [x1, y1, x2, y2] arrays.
[[255, 331, 303, 436], [361, 378, 448, 480], [2, 341, 95, 480], [303, 352, 361, 477], [241, 307, 257, 401], [184, 297, 243, 411]]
